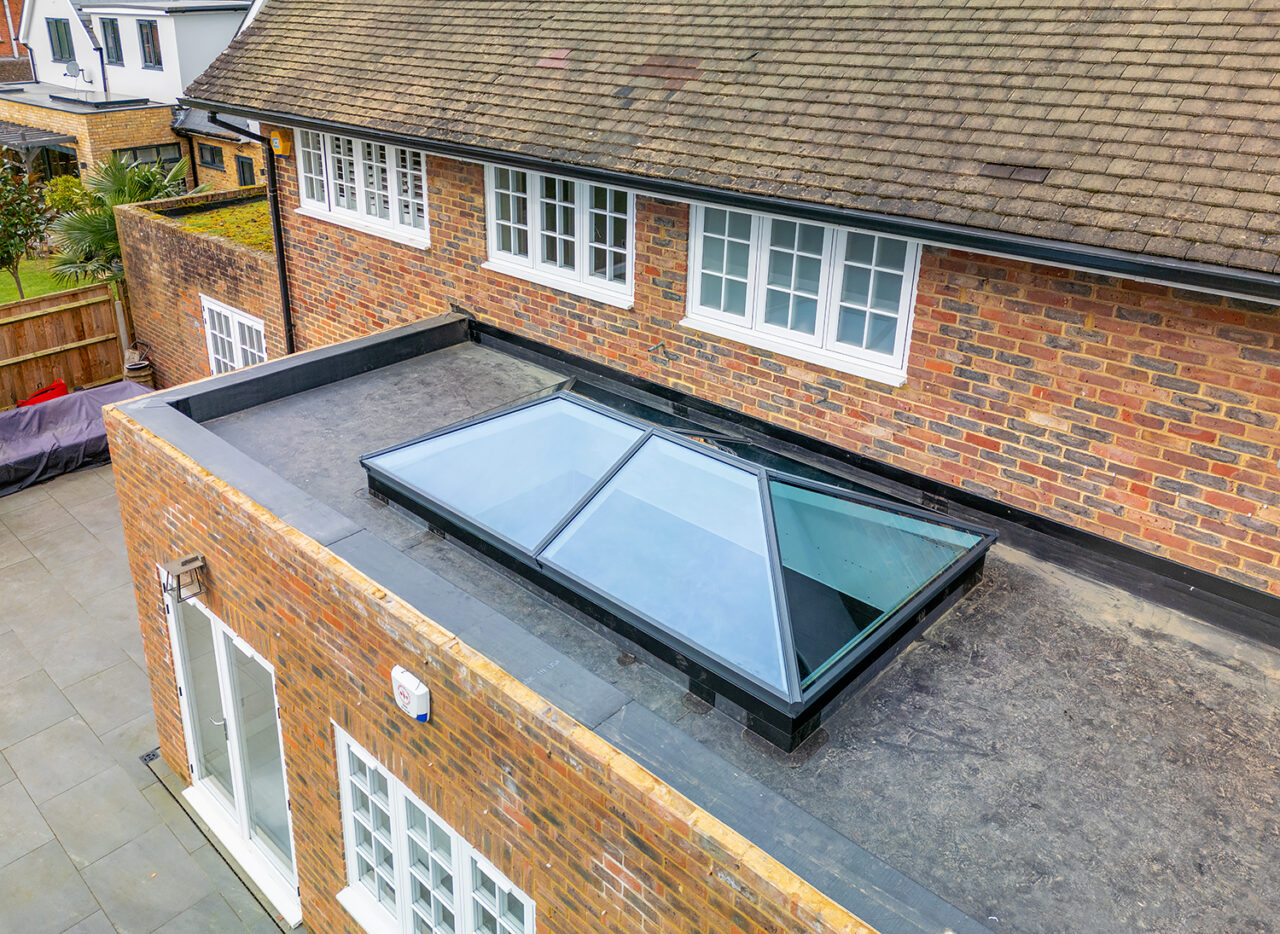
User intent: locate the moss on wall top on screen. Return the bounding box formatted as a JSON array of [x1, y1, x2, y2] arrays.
[[177, 200, 273, 253]]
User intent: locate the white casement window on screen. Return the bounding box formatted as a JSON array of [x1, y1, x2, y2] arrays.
[[202, 296, 267, 376], [683, 205, 922, 386], [335, 728, 536, 934], [294, 129, 430, 248], [483, 164, 634, 307]]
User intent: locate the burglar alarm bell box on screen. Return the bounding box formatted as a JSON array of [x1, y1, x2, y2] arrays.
[[391, 665, 430, 722], [269, 131, 291, 156]]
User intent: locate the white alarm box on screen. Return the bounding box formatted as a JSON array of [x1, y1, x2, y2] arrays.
[[391, 666, 430, 722]]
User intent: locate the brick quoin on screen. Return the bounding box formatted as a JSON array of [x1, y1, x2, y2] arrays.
[[255, 132, 1279, 597], [117, 187, 284, 387], [105, 404, 878, 934]]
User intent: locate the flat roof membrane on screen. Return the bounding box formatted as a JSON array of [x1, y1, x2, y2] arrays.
[[363, 392, 995, 747]]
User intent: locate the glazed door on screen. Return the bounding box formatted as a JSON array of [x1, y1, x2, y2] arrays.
[[168, 595, 299, 920]]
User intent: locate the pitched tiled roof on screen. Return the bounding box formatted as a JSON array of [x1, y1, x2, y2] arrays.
[[187, 1, 1280, 278]]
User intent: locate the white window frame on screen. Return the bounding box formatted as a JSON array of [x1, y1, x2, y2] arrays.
[[482, 164, 635, 309], [161, 577, 301, 926], [334, 727, 536, 934], [293, 128, 431, 249], [201, 295, 267, 375], [682, 204, 922, 387]]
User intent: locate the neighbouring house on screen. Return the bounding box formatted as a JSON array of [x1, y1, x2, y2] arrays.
[[0, 0, 32, 82], [107, 3, 1280, 934], [0, 0, 262, 179]]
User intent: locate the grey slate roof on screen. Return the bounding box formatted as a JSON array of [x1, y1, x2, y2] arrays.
[[185, 1, 1280, 278]]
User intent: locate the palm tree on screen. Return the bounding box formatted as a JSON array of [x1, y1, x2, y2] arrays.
[[49, 154, 206, 282]]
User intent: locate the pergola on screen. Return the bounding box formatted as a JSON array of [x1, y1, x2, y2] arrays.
[[0, 119, 76, 173]]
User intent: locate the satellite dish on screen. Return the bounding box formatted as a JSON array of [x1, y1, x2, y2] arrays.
[[64, 61, 80, 79]]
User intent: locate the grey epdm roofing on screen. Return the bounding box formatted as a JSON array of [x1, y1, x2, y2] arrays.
[[187, 1, 1280, 281]]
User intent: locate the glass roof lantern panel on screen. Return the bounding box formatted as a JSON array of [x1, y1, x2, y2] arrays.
[[363, 398, 643, 550], [541, 437, 789, 694], [769, 480, 983, 686]]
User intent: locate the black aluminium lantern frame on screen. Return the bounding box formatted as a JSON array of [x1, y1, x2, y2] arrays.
[[362, 391, 997, 750]]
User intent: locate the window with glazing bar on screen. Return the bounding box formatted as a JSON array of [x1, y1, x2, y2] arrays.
[[684, 205, 921, 384], [202, 296, 266, 375], [484, 164, 633, 306], [197, 143, 224, 170], [47, 18, 74, 62], [295, 129, 429, 246], [101, 18, 123, 65], [138, 19, 161, 68], [335, 729, 535, 934]]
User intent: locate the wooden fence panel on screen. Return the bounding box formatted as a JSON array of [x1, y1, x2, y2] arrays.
[[0, 283, 121, 409]]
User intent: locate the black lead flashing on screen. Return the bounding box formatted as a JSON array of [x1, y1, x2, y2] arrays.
[[179, 97, 1280, 304]]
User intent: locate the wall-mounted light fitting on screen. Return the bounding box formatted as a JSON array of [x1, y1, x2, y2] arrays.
[[161, 554, 206, 603]]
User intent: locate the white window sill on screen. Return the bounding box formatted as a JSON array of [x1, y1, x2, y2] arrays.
[[678, 315, 909, 387], [337, 884, 397, 934], [295, 204, 431, 250], [482, 257, 634, 310], [183, 784, 303, 927]]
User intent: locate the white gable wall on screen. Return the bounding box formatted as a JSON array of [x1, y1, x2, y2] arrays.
[[20, 0, 104, 91]]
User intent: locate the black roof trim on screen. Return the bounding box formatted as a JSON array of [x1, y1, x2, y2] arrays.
[[184, 97, 1280, 304]]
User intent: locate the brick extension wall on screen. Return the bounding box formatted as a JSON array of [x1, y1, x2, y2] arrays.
[[117, 186, 283, 387], [105, 403, 877, 934], [262, 142, 1280, 597], [0, 97, 186, 178], [188, 132, 267, 192]]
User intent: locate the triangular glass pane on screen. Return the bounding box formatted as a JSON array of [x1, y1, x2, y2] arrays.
[[364, 398, 643, 550], [541, 437, 788, 693], [768, 480, 984, 686]]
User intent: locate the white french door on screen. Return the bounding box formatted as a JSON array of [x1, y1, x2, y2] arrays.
[[166, 591, 302, 926]]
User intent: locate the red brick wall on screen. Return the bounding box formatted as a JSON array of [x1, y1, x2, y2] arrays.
[[105, 404, 876, 934], [117, 187, 284, 387], [266, 140, 1280, 597]]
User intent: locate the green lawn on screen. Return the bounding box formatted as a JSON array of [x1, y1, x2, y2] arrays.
[[0, 257, 75, 306]]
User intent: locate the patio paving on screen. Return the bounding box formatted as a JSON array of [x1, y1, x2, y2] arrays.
[[0, 465, 280, 934]]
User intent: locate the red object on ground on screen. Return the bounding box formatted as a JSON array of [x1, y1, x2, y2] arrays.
[[16, 379, 69, 407]]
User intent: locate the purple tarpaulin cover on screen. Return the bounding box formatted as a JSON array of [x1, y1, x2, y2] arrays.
[[0, 380, 151, 496]]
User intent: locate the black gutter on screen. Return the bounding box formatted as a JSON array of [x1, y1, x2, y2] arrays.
[[206, 111, 294, 354], [95, 46, 108, 96], [180, 97, 1280, 305]]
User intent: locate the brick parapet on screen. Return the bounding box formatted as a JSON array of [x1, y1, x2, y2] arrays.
[[263, 145, 1279, 596], [116, 186, 282, 387], [105, 402, 878, 934]]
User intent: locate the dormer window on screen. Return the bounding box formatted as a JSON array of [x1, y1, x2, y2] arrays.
[[139, 20, 162, 69], [47, 18, 74, 63]]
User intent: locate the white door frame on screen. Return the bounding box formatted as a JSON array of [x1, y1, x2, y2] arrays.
[[162, 570, 303, 926]]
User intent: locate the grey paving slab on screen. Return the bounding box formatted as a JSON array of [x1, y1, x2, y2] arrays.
[[58, 911, 118, 934], [152, 892, 249, 934], [143, 781, 208, 853], [0, 482, 52, 516], [63, 659, 153, 736], [0, 777, 54, 869], [4, 578, 93, 647], [0, 496, 78, 541], [4, 716, 115, 803], [0, 522, 31, 570], [30, 616, 133, 690], [46, 467, 115, 509], [0, 839, 99, 934], [0, 751, 13, 786], [0, 671, 74, 750], [78, 580, 142, 635], [60, 545, 133, 604], [42, 764, 162, 868], [0, 629, 41, 682], [187, 845, 277, 932], [26, 522, 112, 573], [67, 491, 124, 538], [81, 824, 217, 934], [99, 712, 161, 790]]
